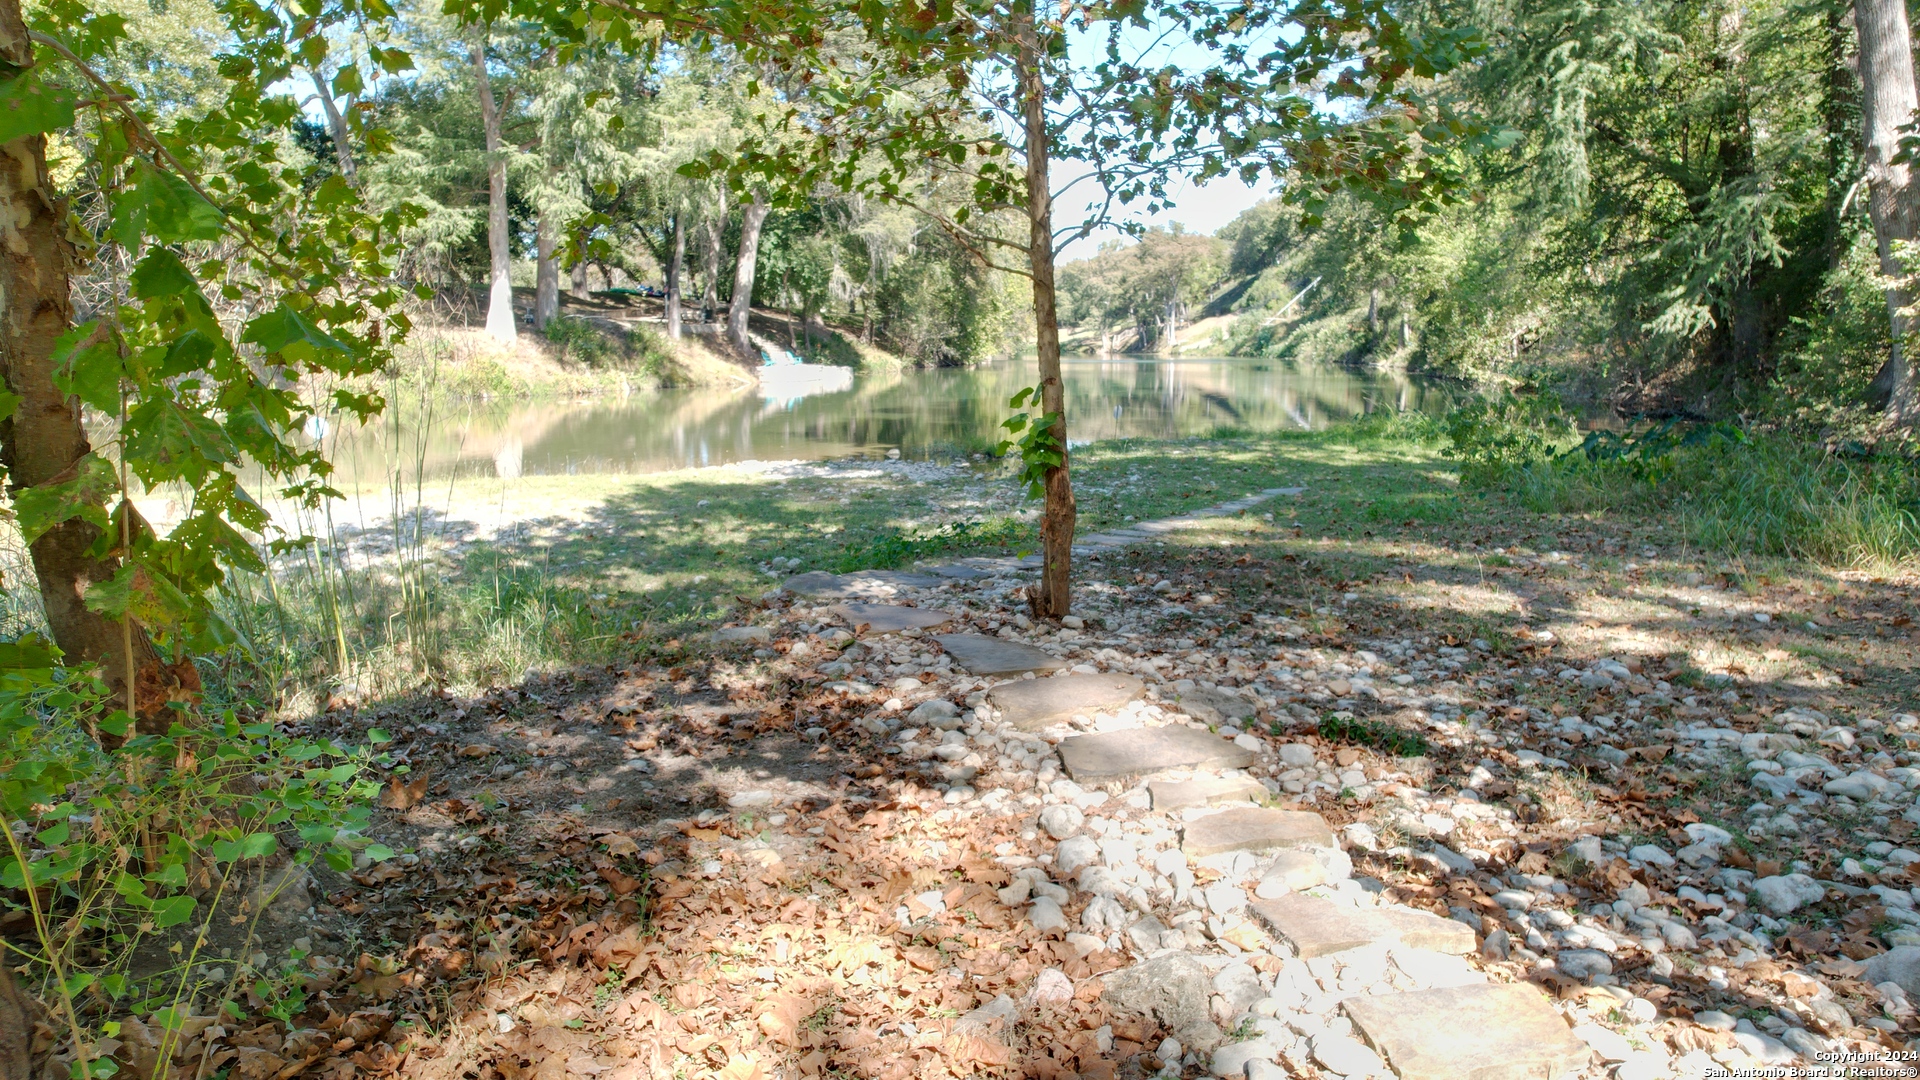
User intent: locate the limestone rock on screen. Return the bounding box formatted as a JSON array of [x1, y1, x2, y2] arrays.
[[1057, 726, 1254, 785], [1104, 952, 1226, 1053], [989, 673, 1144, 731], [1344, 983, 1591, 1080], [1181, 808, 1334, 858]]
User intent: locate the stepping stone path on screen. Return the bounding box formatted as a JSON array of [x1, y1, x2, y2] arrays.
[[782, 569, 946, 599], [1056, 725, 1252, 785], [1251, 893, 1475, 957], [1146, 774, 1266, 810], [986, 672, 1144, 731], [1344, 984, 1593, 1080], [932, 634, 1066, 676], [829, 603, 952, 634], [1167, 684, 1257, 724], [1180, 806, 1334, 857], [769, 485, 1605, 1080]]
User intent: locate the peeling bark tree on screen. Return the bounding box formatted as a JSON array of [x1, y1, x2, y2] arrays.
[[0, 0, 196, 729], [0, 0, 197, 1065], [728, 195, 769, 356], [1856, 0, 1920, 420], [474, 31, 516, 345]]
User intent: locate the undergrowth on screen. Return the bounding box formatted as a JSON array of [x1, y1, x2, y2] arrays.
[[1444, 392, 1920, 570]]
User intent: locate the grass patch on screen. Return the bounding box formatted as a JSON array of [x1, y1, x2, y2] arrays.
[[833, 518, 1034, 571], [1316, 715, 1432, 758]]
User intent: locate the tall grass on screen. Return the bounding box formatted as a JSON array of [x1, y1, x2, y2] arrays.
[[1495, 431, 1920, 570], [203, 349, 633, 714]]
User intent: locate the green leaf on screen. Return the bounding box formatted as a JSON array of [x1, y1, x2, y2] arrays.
[[51, 323, 122, 413], [0, 633, 58, 669], [210, 832, 276, 863], [0, 389, 19, 422], [0, 69, 80, 144], [331, 65, 364, 97], [149, 895, 196, 928], [241, 305, 352, 364], [129, 247, 198, 301], [110, 160, 224, 247], [36, 821, 69, 846], [14, 454, 116, 543], [157, 329, 218, 377]]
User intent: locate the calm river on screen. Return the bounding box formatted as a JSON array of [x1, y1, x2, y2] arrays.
[[328, 356, 1448, 482]]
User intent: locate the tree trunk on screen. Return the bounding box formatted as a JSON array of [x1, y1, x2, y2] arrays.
[[666, 211, 685, 339], [0, 0, 196, 733], [569, 238, 589, 299], [1016, 9, 1073, 620], [0, 1, 189, 1067], [473, 32, 515, 346], [1856, 0, 1920, 419], [534, 210, 559, 332], [702, 195, 726, 318], [729, 196, 769, 357], [307, 67, 357, 183], [0, 957, 49, 1080]]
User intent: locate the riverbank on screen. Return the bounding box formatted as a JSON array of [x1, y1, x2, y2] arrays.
[[172, 414, 1920, 1080]]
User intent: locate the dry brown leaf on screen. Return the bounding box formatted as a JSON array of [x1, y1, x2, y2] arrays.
[[379, 775, 429, 810]]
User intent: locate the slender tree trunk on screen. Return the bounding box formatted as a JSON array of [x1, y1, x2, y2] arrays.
[[666, 211, 685, 339], [1016, 9, 1073, 619], [307, 67, 357, 183], [1856, 0, 1920, 418], [534, 210, 559, 332], [702, 194, 726, 318], [729, 195, 769, 357], [473, 32, 515, 346]]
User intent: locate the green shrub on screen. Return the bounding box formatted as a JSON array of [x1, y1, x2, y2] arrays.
[[1439, 390, 1577, 484]]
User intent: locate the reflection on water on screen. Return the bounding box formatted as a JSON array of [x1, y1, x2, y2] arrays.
[[326, 357, 1450, 481]]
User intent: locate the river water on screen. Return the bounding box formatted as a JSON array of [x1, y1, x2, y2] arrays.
[[329, 356, 1449, 482]]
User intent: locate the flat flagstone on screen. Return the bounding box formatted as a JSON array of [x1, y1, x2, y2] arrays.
[[1343, 984, 1591, 1080], [919, 564, 994, 580], [1148, 774, 1267, 810], [1056, 725, 1253, 785], [988, 672, 1145, 731], [784, 569, 945, 598], [1248, 894, 1379, 958], [1375, 906, 1477, 954], [1182, 807, 1333, 857], [830, 603, 953, 634], [933, 634, 1066, 676], [1258, 849, 1328, 891], [1170, 685, 1257, 724], [1249, 893, 1476, 959]]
